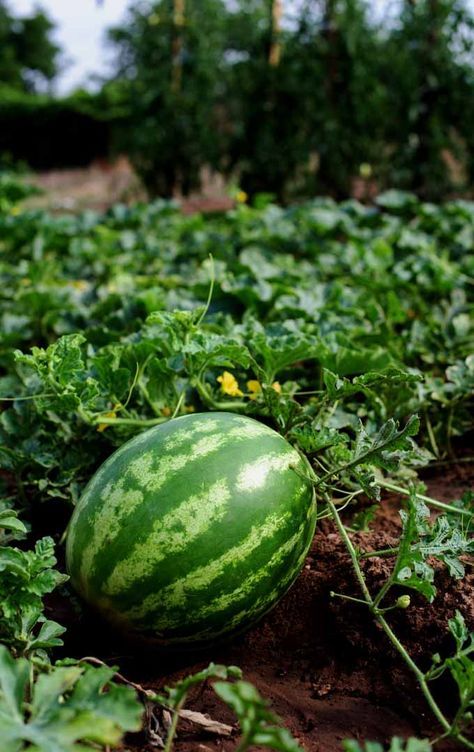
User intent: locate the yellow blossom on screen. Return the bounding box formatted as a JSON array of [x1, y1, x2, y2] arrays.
[[97, 411, 117, 432], [217, 371, 243, 397], [10, 205, 21, 216], [247, 380, 262, 400], [235, 190, 248, 204], [247, 380, 281, 399]]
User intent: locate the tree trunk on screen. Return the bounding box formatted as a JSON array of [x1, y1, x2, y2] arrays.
[[269, 0, 282, 67], [171, 0, 185, 92]]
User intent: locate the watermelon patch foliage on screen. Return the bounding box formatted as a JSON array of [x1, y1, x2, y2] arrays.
[[0, 183, 473, 749]]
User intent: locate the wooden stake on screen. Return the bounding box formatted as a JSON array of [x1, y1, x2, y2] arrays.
[[172, 0, 185, 92], [269, 0, 282, 67]]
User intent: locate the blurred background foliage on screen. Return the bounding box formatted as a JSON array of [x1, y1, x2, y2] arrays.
[[1, 0, 474, 201]]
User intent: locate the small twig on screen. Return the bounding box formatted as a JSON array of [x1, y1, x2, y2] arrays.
[[78, 656, 155, 698]]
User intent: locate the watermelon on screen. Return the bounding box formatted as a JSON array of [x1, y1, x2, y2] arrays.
[[66, 412, 316, 646]]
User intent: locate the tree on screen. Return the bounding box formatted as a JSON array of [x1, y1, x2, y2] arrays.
[[108, 0, 229, 197], [290, 0, 388, 198], [222, 0, 387, 200], [0, 1, 59, 92], [382, 0, 474, 198]]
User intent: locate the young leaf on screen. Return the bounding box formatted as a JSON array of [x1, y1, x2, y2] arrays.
[[0, 537, 68, 657], [0, 647, 143, 751], [343, 738, 431, 752], [213, 680, 303, 752], [395, 498, 437, 602], [154, 662, 242, 709]]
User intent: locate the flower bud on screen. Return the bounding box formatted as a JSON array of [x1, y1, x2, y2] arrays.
[[396, 595, 411, 609]]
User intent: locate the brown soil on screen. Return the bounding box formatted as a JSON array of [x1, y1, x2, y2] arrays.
[[53, 460, 474, 752], [25, 159, 234, 214]]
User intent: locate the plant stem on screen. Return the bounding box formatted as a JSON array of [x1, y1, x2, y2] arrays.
[[195, 254, 215, 327], [376, 611, 453, 735], [326, 496, 456, 741], [429, 456, 474, 467], [92, 416, 168, 427], [379, 480, 472, 518], [326, 497, 373, 605], [330, 591, 368, 606], [164, 697, 186, 752], [235, 730, 252, 752], [194, 379, 247, 411], [360, 547, 398, 559], [425, 411, 440, 458]]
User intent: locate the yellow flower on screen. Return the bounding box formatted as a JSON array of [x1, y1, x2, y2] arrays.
[[96, 411, 117, 432], [10, 205, 21, 216], [217, 371, 243, 397], [247, 380, 262, 400], [71, 280, 88, 291], [359, 162, 372, 179], [235, 190, 248, 204], [247, 380, 281, 399]]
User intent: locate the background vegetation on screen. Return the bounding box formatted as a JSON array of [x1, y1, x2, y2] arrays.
[[2, 0, 474, 201]]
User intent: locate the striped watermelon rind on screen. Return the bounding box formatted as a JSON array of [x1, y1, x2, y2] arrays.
[[66, 412, 316, 646]]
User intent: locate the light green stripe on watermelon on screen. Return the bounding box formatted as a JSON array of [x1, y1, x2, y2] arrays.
[[188, 537, 310, 643], [121, 506, 294, 616], [70, 414, 269, 524], [102, 448, 298, 599], [235, 452, 299, 492], [71, 480, 144, 588], [162, 416, 221, 451], [152, 514, 312, 643], [103, 478, 231, 596], [76, 421, 274, 586], [212, 517, 312, 635]]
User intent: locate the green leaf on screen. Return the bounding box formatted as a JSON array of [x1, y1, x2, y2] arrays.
[[395, 497, 436, 602], [343, 738, 431, 752], [213, 680, 303, 752], [0, 648, 143, 751], [0, 536, 68, 657], [154, 663, 241, 709], [0, 511, 27, 537]]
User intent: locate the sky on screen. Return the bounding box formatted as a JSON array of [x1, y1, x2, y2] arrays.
[[13, 0, 131, 93], [12, 0, 396, 93], [12, 0, 473, 94]]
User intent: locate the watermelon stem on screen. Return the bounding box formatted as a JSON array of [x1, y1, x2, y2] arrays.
[[325, 494, 474, 747], [195, 254, 215, 328], [163, 698, 186, 752], [90, 415, 169, 427], [379, 480, 472, 519], [194, 378, 247, 411]]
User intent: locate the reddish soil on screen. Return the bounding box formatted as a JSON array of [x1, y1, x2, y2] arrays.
[[26, 159, 234, 214], [53, 460, 474, 752]]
